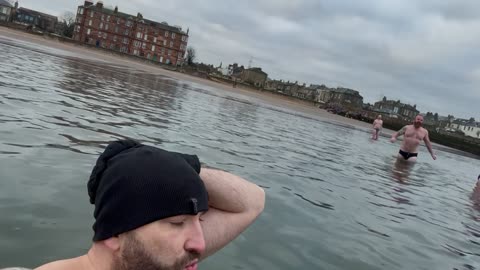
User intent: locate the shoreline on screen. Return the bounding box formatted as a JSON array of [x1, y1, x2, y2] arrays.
[[1, 27, 477, 158], [0, 27, 378, 131]]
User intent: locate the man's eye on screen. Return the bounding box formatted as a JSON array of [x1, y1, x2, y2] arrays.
[[170, 222, 184, 226]]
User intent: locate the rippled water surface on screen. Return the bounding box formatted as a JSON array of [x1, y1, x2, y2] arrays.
[[1, 36, 480, 269]]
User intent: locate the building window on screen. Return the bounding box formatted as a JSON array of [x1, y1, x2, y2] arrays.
[[103, 33, 107, 39], [144, 34, 148, 41], [142, 42, 146, 49], [75, 25, 81, 32], [159, 56, 163, 63], [133, 49, 140, 56], [168, 49, 172, 56], [114, 26, 119, 33], [101, 14, 105, 21], [123, 37, 129, 44], [136, 32, 142, 39], [163, 40, 167, 46], [78, 7, 84, 15], [125, 29, 129, 35], [116, 18, 120, 24], [170, 41, 173, 47], [90, 11, 94, 17], [98, 31, 102, 37], [87, 28, 91, 35], [105, 24, 109, 30], [181, 35, 186, 42], [113, 35, 117, 42], [88, 19, 92, 26], [126, 20, 132, 27], [76, 17, 82, 23], [99, 22, 103, 29], [107, 16, 110, 22], [161, 48, 165, 55], [151, 45, 155, 51], [172, 33, 176, 39], [153, 37, 157, 43], [133, 40, 140, 47], [165, 31, 169, 37]]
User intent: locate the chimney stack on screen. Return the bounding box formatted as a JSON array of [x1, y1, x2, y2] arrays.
[[84, 0, 93, 7], [96, 1, 103, 8]]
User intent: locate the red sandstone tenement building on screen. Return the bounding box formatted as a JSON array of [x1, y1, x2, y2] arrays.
[[73, 0, 189, 65]]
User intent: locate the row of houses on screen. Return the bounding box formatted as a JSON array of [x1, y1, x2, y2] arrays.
[[265, 80, 365, 109], [0, 0, 57, 32], [0, 0, 190, 66], [448, 119, 480, 138], [73, 1, 189, 66], [218, 63, 269, 88]]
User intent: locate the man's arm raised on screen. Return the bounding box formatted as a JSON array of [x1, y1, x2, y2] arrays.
[[390, 126, 407, 143], [198, 167, 265, 260]]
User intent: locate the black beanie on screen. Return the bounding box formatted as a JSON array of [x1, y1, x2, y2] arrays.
[[87, 139, 209, 241]]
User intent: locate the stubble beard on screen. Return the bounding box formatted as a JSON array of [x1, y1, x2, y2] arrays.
[[112, 233, 199, 270]]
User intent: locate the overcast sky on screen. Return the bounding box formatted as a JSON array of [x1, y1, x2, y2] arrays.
[[12, 0, 480, 120]]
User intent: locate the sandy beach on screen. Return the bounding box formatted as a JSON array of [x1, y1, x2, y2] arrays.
[[0, 27, 382, 133]]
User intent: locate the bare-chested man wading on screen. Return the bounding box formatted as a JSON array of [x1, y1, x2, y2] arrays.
[[390, 115, 437, 162]]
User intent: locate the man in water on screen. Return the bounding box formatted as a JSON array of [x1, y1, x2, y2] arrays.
[[472, 175, 480, 213], [474, 175, 480, 193], [4, 139, 265, 270], [371, 115, 383, 140], [390, 115, 437, 162]]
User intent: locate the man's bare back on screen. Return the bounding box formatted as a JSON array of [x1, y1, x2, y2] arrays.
[[390, 115, 436, 161]]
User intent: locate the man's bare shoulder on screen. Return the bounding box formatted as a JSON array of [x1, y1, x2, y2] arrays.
[[34, 259, 83, 270]]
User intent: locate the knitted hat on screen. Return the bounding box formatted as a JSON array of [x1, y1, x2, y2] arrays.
[[87, 139, 208, 241]]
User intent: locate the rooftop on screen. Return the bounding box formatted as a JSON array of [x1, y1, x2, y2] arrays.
[[82, 4, 187, 35], [0, 0, 13, 7], [17, 7, 58, 20]]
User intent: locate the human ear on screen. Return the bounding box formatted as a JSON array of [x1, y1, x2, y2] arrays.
[[104, 236, 121, 251]]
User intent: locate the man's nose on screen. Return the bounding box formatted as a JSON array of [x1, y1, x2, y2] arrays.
[[184, 219, 206, 254]]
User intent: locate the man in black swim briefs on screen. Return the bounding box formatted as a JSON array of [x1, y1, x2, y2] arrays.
[[390, 115, 437, 162]]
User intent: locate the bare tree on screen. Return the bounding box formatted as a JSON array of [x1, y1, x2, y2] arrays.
[[186, 46, 196, 66], [58, 11, 76, 38]]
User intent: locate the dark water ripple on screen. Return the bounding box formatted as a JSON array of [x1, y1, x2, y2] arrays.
[[1, 36, 480, 270]]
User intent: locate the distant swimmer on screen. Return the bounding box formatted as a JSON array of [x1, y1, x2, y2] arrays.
[[472, 175, 480, 210], [390, 115, 437, 162], [371, 115, 383, 140]]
